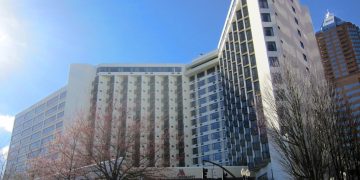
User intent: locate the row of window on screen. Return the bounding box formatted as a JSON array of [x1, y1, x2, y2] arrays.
[[260, 0, 309, 63], [97, 66, 182, 73], [193, 152, 224, 164], [196, 142, 223, 154]]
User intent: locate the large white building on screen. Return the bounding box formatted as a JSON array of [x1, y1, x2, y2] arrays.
[[5, 0, 321, 179], [5, 64, 191, 176], [89, 64, 187, 168], [217, 0, 321, 179]]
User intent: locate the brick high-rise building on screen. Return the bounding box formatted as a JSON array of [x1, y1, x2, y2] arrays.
[[316, 12, 360, 118]]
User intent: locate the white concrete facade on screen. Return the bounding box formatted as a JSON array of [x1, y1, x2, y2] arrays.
[[90, 64, 187, 168], [217, 0, 321, 179]]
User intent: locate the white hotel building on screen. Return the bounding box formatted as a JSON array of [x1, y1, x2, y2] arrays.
[[5, 0, 321, 179]]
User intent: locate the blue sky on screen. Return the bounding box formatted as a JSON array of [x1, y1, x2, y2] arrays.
[[0, 0, 359, 154]]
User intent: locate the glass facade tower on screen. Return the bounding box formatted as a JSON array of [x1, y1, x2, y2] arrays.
[[316, 13, 360, 132]]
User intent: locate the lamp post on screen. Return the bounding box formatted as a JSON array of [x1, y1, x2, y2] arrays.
[[241, 168, 250, 180]]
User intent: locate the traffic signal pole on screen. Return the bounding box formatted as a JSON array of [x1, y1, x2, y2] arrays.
[[202, 160, 236, 178]]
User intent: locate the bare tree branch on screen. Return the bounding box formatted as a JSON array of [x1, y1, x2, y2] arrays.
[[259, 62, 360, 179]]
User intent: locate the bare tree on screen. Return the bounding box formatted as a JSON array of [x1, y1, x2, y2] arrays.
[[259, 64, 360, 179], [27, 107, 171, 180], [81, 107, 169, 180], [27, 119, 90, 180]]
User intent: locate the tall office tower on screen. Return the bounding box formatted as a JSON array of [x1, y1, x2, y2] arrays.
[[184, 51, 228, 166], [217, 0, 321, 178], [5, 88, 67, 175], [316, 13, 360, 117], [88, 65, 187, 168]]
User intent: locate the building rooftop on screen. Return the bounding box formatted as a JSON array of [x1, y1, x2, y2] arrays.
[[321, 11, 345, 31]]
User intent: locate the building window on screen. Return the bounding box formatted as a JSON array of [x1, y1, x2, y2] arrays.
[[210, 112, 219, 120], [198, 97, 207, 105], [201, 145, 210, 152], [269, 57, 279, 67], [258, 0, 269, 8], [300, 41, 304, 49], [303, 54, 308, 61], [192, 128, 197, 135], [44, 115, 56, 126], [193, 148, 198, 154], [200, 115, 208, 123], [190, 84, 195, 90], [47, 96, 59, 107], [272, 73, 282, 84], [248, 42, 254, 53], [56, 121, 63, 129], [242, 0, 247, 6], [42, 125, 55, 135], [214, 153, 222, 161], [294, 17, 299, 25], [208, 85, 216, 92], [45, 106, 58, 116], [241, 43, 247, 53], [193, 158, 198, 164], [213, 142, 221, 150], [59, 91, 67, 99], [244, 18, 251, 28], [209, 103, 218, 110], [238, 21, 245, 31], [202, 155, 210, 161], [211, 132, 221, 139], [209, 94, 218, 101], [297, 29, 302, 37], [244, 66, 251, 78], [236, 10, 243, 20], [197, 72, 205, 79], [200, 125, 208, 133], [254, 81, 260, 92], [261, 13, 271, 22], [57, 111, 64, 119], [264, 27, 274, 36], [266, 41, 277, 51], [198, 88, 206, 96], [211, 122, 220, 129], [199, 106, 207, 114], [246, 30, 252, 41], [250, 55, 256, 66], [243, 7, 248, 17], [252, 68, 258, 80], [58, 102, 65, 110], [201, 135, 209, 143], [192, 138, 198, 145], [198, 80, 205, 87], [190, 76, 195, 82], [207, 67, 215, 74]]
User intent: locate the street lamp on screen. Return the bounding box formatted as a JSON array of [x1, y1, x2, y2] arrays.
[[241, 168, 250, 180]]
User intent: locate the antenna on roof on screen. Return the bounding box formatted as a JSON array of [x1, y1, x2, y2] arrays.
[[326, 10, 334, 18], [326, 10, 330, 18]]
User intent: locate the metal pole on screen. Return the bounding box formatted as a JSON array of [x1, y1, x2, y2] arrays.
[[202, 160, 236, 178]]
